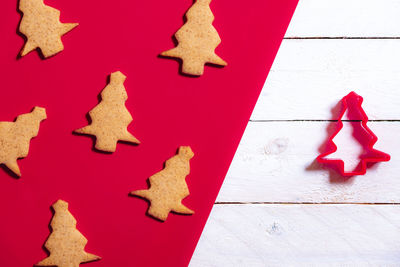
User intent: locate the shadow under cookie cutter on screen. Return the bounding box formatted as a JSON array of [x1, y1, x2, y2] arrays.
[[317, 91, 390, 176]]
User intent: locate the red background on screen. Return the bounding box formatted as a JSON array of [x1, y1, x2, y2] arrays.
[[0, 0, 298, 266]]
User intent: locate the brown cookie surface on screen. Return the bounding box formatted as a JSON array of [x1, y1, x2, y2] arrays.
[[19, 0, 78, 58], [131, 146, 195, 221], [161, 0, 227, 76], [0, 107, 46, 176], [36, 200, 101, 267], [75, 71, 140, 152]]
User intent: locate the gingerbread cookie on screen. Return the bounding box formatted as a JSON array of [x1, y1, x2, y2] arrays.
[[74, 71, 140, 152], [0, 107, 46, 177], [160, 0, 227, 76], [131, 146, 194, 221], [36, 200, 101, 267], [19, 0, 78, 58]]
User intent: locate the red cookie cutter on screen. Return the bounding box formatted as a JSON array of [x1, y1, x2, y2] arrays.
[[317, 91, 390, 176]]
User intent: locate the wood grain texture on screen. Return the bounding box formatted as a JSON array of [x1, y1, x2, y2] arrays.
[[285, 0, 400, 38], [217, 121, 400, 203], [192, 1, 400, 265], [190, 204, 400, 266], [250, 39, 400, 121]]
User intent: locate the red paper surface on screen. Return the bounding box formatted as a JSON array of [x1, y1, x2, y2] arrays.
[[0, 0, 298, 266]]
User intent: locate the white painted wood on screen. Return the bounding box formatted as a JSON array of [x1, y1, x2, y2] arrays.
[[216, 121, 400, 203], [193, 2, 400, 265], [190, 204, 400, 266], [285, 0, 400, 37], [251, 39, 400, 121]]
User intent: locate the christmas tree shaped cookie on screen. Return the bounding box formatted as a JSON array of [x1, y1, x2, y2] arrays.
[[0, 107, 46, 177], [75, 71, 140, 152], [161, 0, 227, 76], [131, 146, 195, 221], [19, 0, 78, 58], [317, 92, 390, 176], [36, 200, 100, 267]]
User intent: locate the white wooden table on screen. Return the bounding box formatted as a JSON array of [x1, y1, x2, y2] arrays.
[[190, 0, 400, 266]]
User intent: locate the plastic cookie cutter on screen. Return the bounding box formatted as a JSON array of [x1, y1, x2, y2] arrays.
[[317, 91, 390, 176]]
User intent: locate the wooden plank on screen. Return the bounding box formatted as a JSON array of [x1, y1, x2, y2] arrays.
[[192, 2, 400, 266], [190, 204, 400, 266], [251, 39, 400, 120], [216, 121, 400, 203], [285, 0, 400, 37]]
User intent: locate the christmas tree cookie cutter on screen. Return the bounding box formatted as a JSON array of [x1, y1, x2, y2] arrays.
[[317, 91, 390, 176]]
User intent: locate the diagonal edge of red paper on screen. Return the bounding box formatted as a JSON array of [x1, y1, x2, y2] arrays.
[[0, 0, 299, 266]]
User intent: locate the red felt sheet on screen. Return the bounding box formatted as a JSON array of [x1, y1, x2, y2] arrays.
[[0, 0, 298, 266]]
